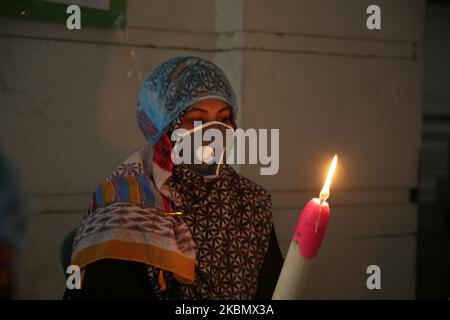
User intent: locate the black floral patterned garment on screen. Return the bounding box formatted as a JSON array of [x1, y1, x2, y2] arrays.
[[148, 164, 273, 299]]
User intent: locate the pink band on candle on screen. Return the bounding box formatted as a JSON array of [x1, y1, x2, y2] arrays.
[[293, 198, 330, 259]]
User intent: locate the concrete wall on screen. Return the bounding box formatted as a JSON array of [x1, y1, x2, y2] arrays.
[[0, 0, 424, 299]]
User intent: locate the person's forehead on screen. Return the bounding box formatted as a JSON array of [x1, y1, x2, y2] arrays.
[[186, 99, 230, 113]]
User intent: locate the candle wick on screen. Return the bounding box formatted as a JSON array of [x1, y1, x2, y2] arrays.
[[314, 205, 322, 233]]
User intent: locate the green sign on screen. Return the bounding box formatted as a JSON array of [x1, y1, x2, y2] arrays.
[[0, 0, 127, 30]]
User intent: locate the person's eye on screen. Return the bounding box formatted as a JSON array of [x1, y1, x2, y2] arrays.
[[183, 117, 204, 125], [218, 116, 231, 123]]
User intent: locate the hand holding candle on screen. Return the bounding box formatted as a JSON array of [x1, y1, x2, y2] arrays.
[[272, 155, 338, 299]]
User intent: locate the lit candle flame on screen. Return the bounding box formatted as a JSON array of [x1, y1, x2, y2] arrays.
[[319, 155, 338, 202]]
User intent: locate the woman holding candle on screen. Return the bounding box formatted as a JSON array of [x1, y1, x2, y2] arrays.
[[65, 56, 284, 300]]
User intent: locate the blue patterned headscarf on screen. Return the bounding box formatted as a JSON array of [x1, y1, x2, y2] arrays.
[[136, 56, 238, 145]]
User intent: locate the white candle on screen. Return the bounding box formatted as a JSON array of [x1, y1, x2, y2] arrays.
[[272, 155, 337, 300]]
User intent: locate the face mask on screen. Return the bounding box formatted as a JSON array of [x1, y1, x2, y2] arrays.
[[171, 121, 235, 178]]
